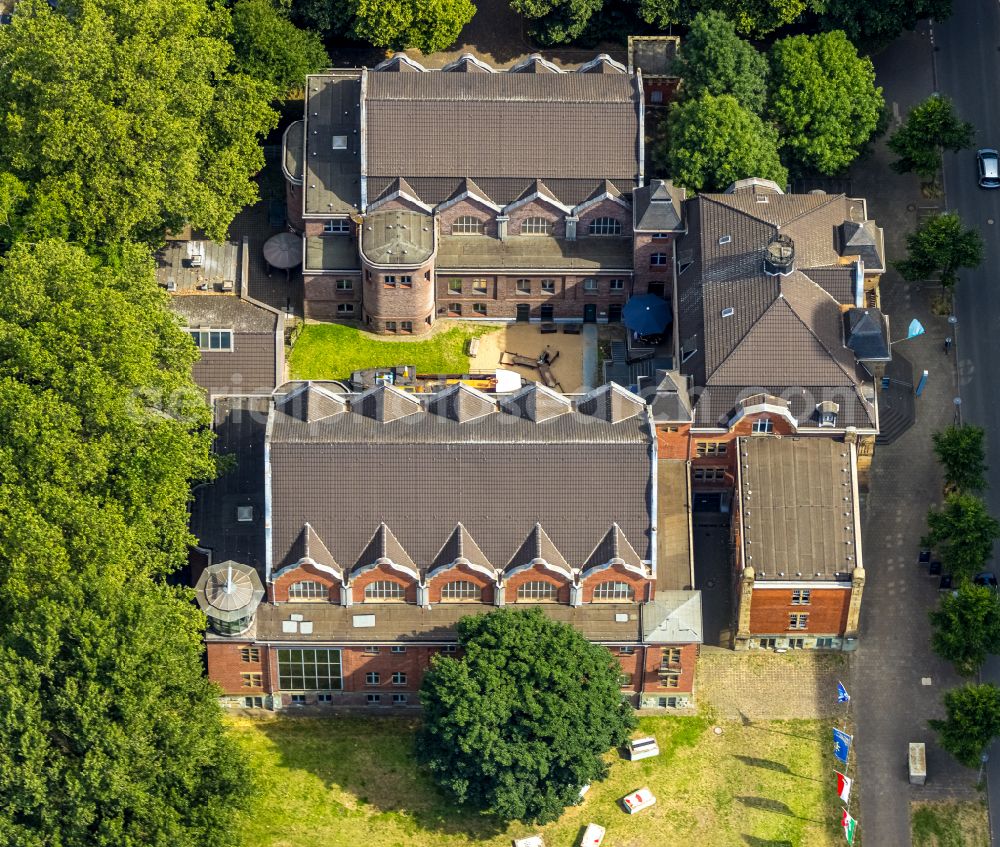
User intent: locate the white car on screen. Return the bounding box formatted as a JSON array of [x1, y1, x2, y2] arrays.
[[621, 787, 657, 814], [579, 822, 606, 846], [626, 736, 660, 760]]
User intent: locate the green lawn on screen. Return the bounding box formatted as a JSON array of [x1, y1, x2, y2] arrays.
[[229, 714, 844, 847], [289, 323, 494, 381], [912, 800, 990, 847]]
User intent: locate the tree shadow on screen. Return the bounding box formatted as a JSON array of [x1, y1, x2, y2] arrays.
[[733, 755, 823, 782], [735, 796, 826, 825], [748, 723, 823, 742], [742, 836, 794, 847]]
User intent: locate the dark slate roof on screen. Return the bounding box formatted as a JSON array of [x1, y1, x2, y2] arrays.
[[303, 73, 363, 216], [366, 176, 636, 208], [430, 524, 492, 571], [837, 220, 885, 270], [267, 383, 653, 570], [359, 209, 434, 265], [844, 308, 891, 361], [738, 436, 859, 581], [190, 396, 270, 569], [633, 179, 684, 232], [584, 524, 644, 571], [282, 120, 303, 184], [675, 187, 881, 431], [363, 72, 640, 197]]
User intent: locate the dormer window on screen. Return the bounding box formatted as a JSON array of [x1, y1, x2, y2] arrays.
[[522, 216, 552, 235], [453, 216, 485, 235], [324, 220, 350, 234], [816, 401, 840, 428], [752, 418, 774, 434], [189, 328, 233, 351], [589, 217, 622, 236]]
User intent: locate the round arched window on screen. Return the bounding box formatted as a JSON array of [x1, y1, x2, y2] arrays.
[[288, 580, 328, 600], [592, 581, 634, 601], [516, 581, 557, 602], [364, 580, 406, 602], [440, 580, 482, 601]]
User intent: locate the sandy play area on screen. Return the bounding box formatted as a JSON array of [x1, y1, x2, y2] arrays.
[[473, 324, 593, 393]]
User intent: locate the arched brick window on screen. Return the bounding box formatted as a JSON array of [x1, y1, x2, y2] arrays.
[[440, 580, 482, 601], [288, 580, 328, 600], [593, 581, 634, 601], [364, 580, 405, 602], [453, 216, 485, 235], [517, 581, 557, 602], [522, 216, 552, 235], [589, 217, 622, 236]]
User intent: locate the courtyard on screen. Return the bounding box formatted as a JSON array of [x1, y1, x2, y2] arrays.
[[229, 713, 844, 847]]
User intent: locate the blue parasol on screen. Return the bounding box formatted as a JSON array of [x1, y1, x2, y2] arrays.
[[622, 294, 671, 335]]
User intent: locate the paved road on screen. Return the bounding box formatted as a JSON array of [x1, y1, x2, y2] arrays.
[[936, 0, 1000, 839]]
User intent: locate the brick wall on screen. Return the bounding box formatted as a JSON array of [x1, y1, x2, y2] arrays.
[[302, 273, 362, 321], [208, 640, 273, 696], [271, 562, 343, 603], [579, 563, 654, 602], [633, 232, 675, 297], [748, 586, 852, 635], [507, 199, 567, 238], [352, 563, 420, 605], [425, 564, 496, 605], [504, 566, 573, 605], [362, 259, 436, 333], [576, 198, 633, 238], [437, 198, 500, 238]]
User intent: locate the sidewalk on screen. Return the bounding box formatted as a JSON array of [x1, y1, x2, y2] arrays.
[[848, 25, 980, 847]]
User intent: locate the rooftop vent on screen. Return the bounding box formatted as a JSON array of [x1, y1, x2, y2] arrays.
[[763, 234, 795, 276]]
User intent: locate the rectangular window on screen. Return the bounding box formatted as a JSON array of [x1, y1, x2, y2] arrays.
[[399, 275, 412, 287], [609, 278, 625, 291], [618, 646, 636, 655], [385, 321, 397, 333], [516, 279, 531, 295], [752, 418, 774, 434], [541, 278, 555, 293], [244, 696, 264, 708], [336, 278, 353, 291], [791, 589, 811, 605], [441, 645, 458, 654], [472, 278, 488, 294], [324, 220, 350, 234], [448, 278, 462, 293], [241, 672, 262, 688], [650, 253, 669, 267], [658, 696, 678, 708], [659, 672, 681, 689], [652, 232, 670, 239], [315, 693, 331, 703], [448, 303, 462, 317], [392, 693, 408, 705], [392, 671, 407, 685], [661, 648, 682, 667], [816, 637, 834, 649], [364, 646, 380, 655], [189, 328, 233, 352], [366, 694, 381, 705], [619, 673, 634, 687], [788, 613, 809, 631], [277, 649, 343, 690], [651, 90, 664, 104], [695, 442, 728, 456], [522, 217, 553, 235], [583, 278, 598, 292], [473, 303, 487, 315], [337, 303, 354, 315], [384, 276, 397, 288], [390, 646, 406, 654], [759, 638, 777, 650], [240, 647, 260, 663], [452, 216, 484, 235], [693, 467, 726, 481], [365, 672, 380, 685], [291, 694, 307, 705], [400, 321, 413, 334]]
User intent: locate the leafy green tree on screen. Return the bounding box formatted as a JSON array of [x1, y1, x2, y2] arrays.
[[231, 0, 329, 95], [0, 0, 278, 245], [338, 0, 474, 51], [511, 0, 602, 45], [0, 240, 215, 573], [931, 582, 1000, 675], [673, 11, 768, 114], [821, 0, 952, 51], [933, 425, 988, 494], [925, 493, 1000, 585], [931, 683, 1000, 767], [889, 95, 975, 179], [768, 31, 883, 176], [640, 0, 808, 36], [402, 0, 476, 52], [417, 608, 636, 824], [0, 240, 249, 845], [895, 212, 984, 288], [666, 93, 787, 192]]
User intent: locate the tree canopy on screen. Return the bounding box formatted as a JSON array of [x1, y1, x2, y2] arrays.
[[674, 11, 769, 114], [933, 425, 988, 494], [0, 240, 248, 846], [324, 0, 475, 52], [665, 93, 787, 192], [820, 0, 952, 50], [0, 0, 278, 246], [889, 95, 975, 179], [639, 0, 809, 36], [231, 0, 329, 96], [417, 608, 635, 824], [931, 581, 1000, 675], [768, 31, 883, 176], [895, 212, 984, 288], [931, 683, 1000, 768], [925, 493, 1000, 585], [511, 0, 602, 45]]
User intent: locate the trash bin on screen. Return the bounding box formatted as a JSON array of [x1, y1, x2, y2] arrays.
[[909, 742, 926, 785]]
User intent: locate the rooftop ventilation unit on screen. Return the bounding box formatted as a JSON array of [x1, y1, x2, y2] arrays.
[[763, 234, 795, 276]]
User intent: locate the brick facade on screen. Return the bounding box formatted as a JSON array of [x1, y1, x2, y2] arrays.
[[748, 587, 852, 636], [361, 259, 436, 335], [302, 273, 363, 321]]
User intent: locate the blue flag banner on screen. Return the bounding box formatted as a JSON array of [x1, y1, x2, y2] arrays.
[[837, 681, 851, 703], [834, 728, 853, 764]]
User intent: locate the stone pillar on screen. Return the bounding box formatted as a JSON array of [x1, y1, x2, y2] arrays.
[[570, 583, 583, 607], [495, 582, 505, 606], [341, 583, 353, 607], [417, 584, 429, 608], [844, 566, 865, 648], [565, 216, 578, 241], [734, 566, 755, 650], [497, 215, 509, 241]]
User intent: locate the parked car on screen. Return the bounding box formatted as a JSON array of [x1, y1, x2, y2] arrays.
[[621, 787, 657, 814], [974, 571, 998, 592], [579, 823, 606, 846], [977, 149, 1000, 188], [626, 737, 660, 761]]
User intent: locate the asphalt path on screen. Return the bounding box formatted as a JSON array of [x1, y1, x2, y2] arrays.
[[936, 0, 1000, 838]]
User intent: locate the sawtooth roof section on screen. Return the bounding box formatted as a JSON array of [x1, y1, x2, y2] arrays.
[[276, 383, 347, 423], [430, 524, 494, 572], [576, 382, 646, 423], [426, 383, 497, 422], [363, 72, 640, 183], [353, 384, 423, 422], [355, 523, 418, 572], [584, 523, 645, 571], [500, 382, 573, 422], [365, 176, 636, 208], [287, 523, 340, 571], [507, 523, 572, 572]]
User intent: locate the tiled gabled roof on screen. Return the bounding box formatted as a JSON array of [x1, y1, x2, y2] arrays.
[[507, 523, 572, 573], [430, 524, 494, 573]]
